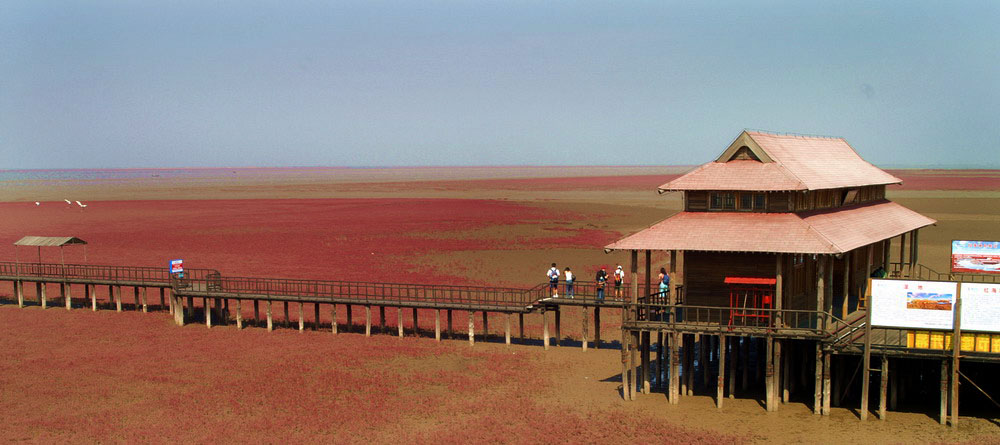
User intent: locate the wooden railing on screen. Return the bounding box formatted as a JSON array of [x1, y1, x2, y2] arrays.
[[0, 261, 219, 286]]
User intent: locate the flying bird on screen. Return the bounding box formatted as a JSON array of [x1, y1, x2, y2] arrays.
[[35, 202, 40, 206], [76, 201, 87, 208], [64, 199, 72, 204]]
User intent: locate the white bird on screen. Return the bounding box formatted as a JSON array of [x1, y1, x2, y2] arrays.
[[64, 199, 72, 204], [76, 201, 87, 208], [35, 202, 40, 206]]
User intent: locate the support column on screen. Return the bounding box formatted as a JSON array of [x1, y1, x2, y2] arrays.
[[505, 313, 511, 345], [449, 310, 454, 338], [115, 286, 121, 312], [554, 307, 561, 346], [284, 301, 290, 327], [482, 311, 488, 340], [594, 307, 601, 346], [670, 332, 680, 404], [64, 283, 71, 310], [331, 304, 338, 334], [468, 311, 475, 346], [205, 297, 212, 328], [380, 306, 386, 333], [314, 303, 320, 330], [364, 305, 372, 337], [842, 254, 850, 317], [631, 331, 639, 400], [517, 312, 523, 340], [88, 284, 96, 311], [160, 287, 166, 311], [950, 292, 961, 427], [266, 301, 273, 331], [397, 308, 404, 337], [40, 282, 46, 309], [17, 281, 24, 308], [879, 356, 888, 420], [254, 300, 260, 323], [815, 342, 823, 415], [298, 302, 304, 332], [543, 310, 549, 350], [775, 339, 784, 406], [940, 359, 948, 425], [822, 350, 831, 415], [142, 287, 148, 312], [581, 306, 589, 351], [816, 256, 825, 329], [686, 335, 694, 396], [346, 305, 352, 332], [235, 299, 243, 329], [413, 308, 419, 337], [861, 307, 873, 420], [642, 331, 651, 394], [435, 310, 441, 341], [718, 334, 726, 409], [728, 337, 737, 399], [622, 329, 632, 401], [766, 337, 775, 411]]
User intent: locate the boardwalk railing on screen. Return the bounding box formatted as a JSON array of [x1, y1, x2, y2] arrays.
[[889, 262, 1000, 283], [0, 261, 219, 286], [623, 300, 832, 337], [175, 275, 536, 311]]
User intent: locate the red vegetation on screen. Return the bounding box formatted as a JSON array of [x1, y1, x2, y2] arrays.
[[888, 169, 1000, 191], [382, 174, 682, 192]]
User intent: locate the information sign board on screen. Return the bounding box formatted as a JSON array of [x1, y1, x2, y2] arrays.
[[951, 240, 1000, 274], [870, 279, 957, 330], [960, 282, 1000, 333]]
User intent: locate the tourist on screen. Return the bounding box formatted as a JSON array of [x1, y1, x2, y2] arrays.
[[595, 267, 608, 302], [614, 264, 625, 300], [547, 263, 560, 297], [564, 267, 574, 298], [659, 267, 670, 299]]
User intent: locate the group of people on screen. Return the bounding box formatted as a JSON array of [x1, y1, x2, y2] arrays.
[[546, 262, 670, 302]]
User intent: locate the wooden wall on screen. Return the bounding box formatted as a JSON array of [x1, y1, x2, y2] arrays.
[[684, 251, 777, 307]]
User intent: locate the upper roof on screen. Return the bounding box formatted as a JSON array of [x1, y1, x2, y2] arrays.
[[659, 131, 902, 192], [14, 236, 88, 247], [605, 200, 935, 254]]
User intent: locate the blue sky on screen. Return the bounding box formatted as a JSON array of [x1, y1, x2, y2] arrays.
[[2, 1, 997, 168]]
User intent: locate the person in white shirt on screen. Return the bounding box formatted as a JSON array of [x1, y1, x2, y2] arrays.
[[564, 267, 574, 298], [547, 263, 560, 297], [614, 264, 625, 300]]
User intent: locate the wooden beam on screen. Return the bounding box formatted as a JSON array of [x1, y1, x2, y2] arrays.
[[816, 256, 825, 320], [285, 301, 291, 327], [141, 287, 148, 312], [940, 359, 948, 425], [543, 310, 549, 350], [160, 287, 166, 311], [331, 304, 338, 334], [449, 310, 454, 339], [717, 334, 726, 409], [879, 356, 888, 420], [365, 305, 371, 337], [435, 310, 441, 342], [235, 299, 243, 329], [581, 307, 589, 351], [766, 337, 775, 411], [266, 301, 273, 331], [397, 308, 404, 337], [644, 249, 651, 302], [822, 350, 831, 415], [861, 307, 873, 420], [505, 313, 511, 345], [468, 311, 475, 346]]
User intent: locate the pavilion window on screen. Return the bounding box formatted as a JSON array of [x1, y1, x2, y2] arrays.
[[753, 193, 766, 210], [710, 192, 736, 210], [739, 193, 753, 211]]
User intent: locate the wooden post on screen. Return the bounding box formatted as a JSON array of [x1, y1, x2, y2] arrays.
[[671, 332, 680, 404], [816, 256, 825, 323], [890, 358, 898, 410], [815, 342, 824, 415], [380, 306, 386, 333], [950, 289, 961, 427], [186, 296, 193, 318], [718, 334, 726, 409], [346, 304, 352, 332], [622, 329, 631, 401], [435, 310, 441, 341], [505, 313, 511, 345], [594, 307, 601, 346], [842, 254, 850, 317], [517, 312, 523, 340], [449, 310, 454, 338], [766, 337, 775, 411], [631, 331, 639, 400], [468, 311, 475, 346], [729, 337, 737, 399], [741, 338, 749, 391], [160, 287, 166, 311], [642, 331, 651, 394], [680, 335, 688, 397], [822, 350, 831, 415], [17, 281, 24, 308], [861, 307, 873, 420], [254, 300, 260, 322], [132, 287, 139, 311], [142, 287, 148, 312], [40, 282, 46, 309], [554, 307, 560, 346], [205, 297, 212, 328], [88, 284, 95, 311], [774, 339, 783, 407], [298, 302, 304, 332], [700, 335, 709, 390], [687, 335, 695, 396], [365, 305, 371, 337], [266, 301, 273, 331], [236, 299, 243, 329], [314, 303, 320, 330], [543, 310, 549, 350], [115, 286, 121, 312], [940, 359, 948, 425], [657, 331, 665, 388], [879, 356, 888, 420], [397, 308, 404, 337], [582, 307, 589, 351], [174, 293, 184, 326], [64, 283, 71, 310], [482, 311, 488, 340], [331, 304, 338, 334], [412, 308, 419, 337]]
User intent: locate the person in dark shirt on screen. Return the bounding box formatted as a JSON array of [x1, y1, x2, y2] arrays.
[[595, 267, 608, 302]]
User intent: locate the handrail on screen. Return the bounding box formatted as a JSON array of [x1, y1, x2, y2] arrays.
[[888, 262, 1000, 283], [0, 261, 219, 286], [621, 300, 833, 336]]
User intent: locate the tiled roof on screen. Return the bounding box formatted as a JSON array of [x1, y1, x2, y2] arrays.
[[605, 201, 935, 254], [660, 131, 902, 191]]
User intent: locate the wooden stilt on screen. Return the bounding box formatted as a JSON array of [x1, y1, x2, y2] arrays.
[[412, 308, 419, 337], [365, 305, 371, 337], [686, 335, 694, 396], [284, 301, 290, 327], [64, 283, 71, 310], [774, 339, 782, 408], [39, 282, 46, 309], [861, 307, 873, 420], [331, 304, 338, 334], [141, 287, 148, 312], [879, 356, 888, 420], [741, 338, 749, 391], [718, 334, 726, 409], [206, 297, 212, 328], [518, 312, 523, 340], [631, 331, 639, 400], [701, 335, 709, 390], [448, 309, 454, 338], [622, 329, 631, 401], [822, 350, 831, 415], [543, 310, 549, 350], [642, 331, 651, 393], [890, 358, 898, 410], [160, 287, 166, 310], [832, 355, 841, 407], [133, 287, 139, 311], [728, 337, 737, 399], [939, 359, 948, 425], [594, 307, 601, 346], [435, 310, 441, 341], [235, 299, 243, 329], [482, 311, 488, 340], [468, 311, 475, 346], [314, 303, 320, 330], [505, 313, 511, 345], [380, 306, 386, 333], [815, 343, 823, 415], [680, 334, 688, 397], [950, 293, 961, 428], [115, 286, 122, 312], [670, 332, 680, 404], [582, 307, 589, 351], [174, 293, 184, 326], [254, 300, 260, 323], [782, 339, 790, 403], [766, 337, 775, 411], [298, 302, 304, 332], [266, 301, 273, 332], [397, 308, 404, 337], [88, 284, 96, 311], [346, 305, 352, 332], [554, 307, 561, 347], [17, 281, 24, 308]]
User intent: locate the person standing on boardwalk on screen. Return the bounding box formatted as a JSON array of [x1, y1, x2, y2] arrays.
[[547, 263, 560, 298], [595, 267, 608, 302], [658, 267, 671, 302], [564, 267, 575, 299], [613, 264, 625, 301]]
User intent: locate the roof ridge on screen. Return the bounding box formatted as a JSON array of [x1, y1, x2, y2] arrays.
[[746, 132, 810, 190]]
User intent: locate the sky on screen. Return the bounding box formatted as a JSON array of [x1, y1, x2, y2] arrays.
[[2, 1, 998, 169]]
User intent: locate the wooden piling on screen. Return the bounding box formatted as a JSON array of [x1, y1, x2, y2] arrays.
[[505, 313, 511, 345], [950, 292, 961, 428], [412, 308, 419, 337], [298, 302, 304, 332], [186, 296, 194, 318], [718, 334, 726, 409], [397, 308, 404, 337], [468, 311, 475, 346], [115, 286, 121, 312], [686, 335, 694, 396], [254, 300, 260, 322], [235, 299, 243, 329], [435, 310, 441, 341], [822, 350, 831, 415], [17, 281, 24, 307], [680, 334, 688, 397], [482, 311, 488, 340], [631, 331, 639, 400], [266, 301, 273, 331], [861, 307, 873, 420], [365, 305, 371, 337], [133, 287, 139, 311], [314, 303, 320, 330], [774, 339, 782, 408], [141, 287, 148, 312], [815, 343, 823, 415], [890, 359, 898, 410], [206, 297, 212, 328], [88, 284, 95, 311], [741, 338, 749, 391], [939, 359, 948, 425], [641, 331, 651, 394], [380, 306, 386, 333], [40, 282, 46, 309], [346, 304, 352, 332], [581, 307, 589, 351], [670, 332, 680, 404], [879, 356, 888, 420], [554, 306, 561, 347], [284, 301, 290, 327], [594, 307, 601, 346], [331, 304, 337, 334], [64, 283, 71, 310], [728, 337, 736, 399], [701, 335, 709, 390], [766, 337, 775, 411], [622, 329, 631, 401], [782, 339, 790, 403], [448, 309, 454, 338], [543, 310, 549, 350], [160, 287, 166, 310], [518, 312, 523, 340]]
